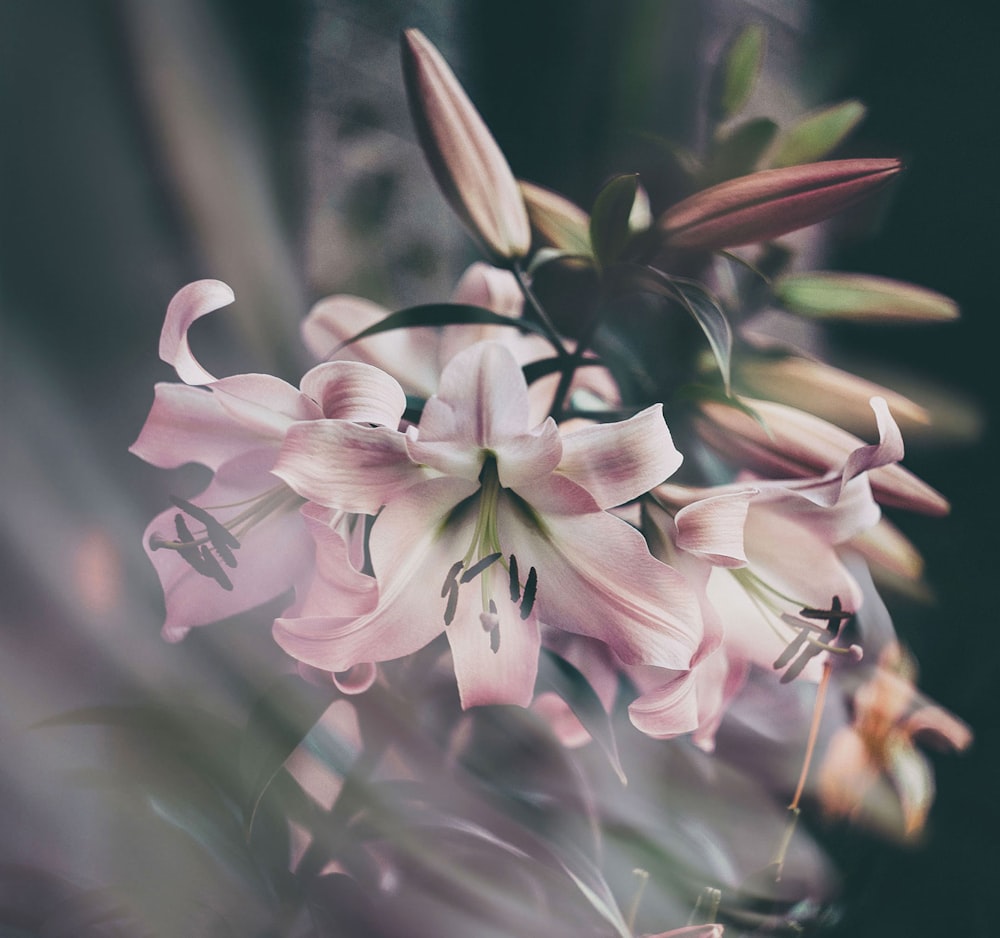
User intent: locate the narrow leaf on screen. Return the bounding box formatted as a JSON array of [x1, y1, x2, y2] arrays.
[[330, 302, 548, 355], [672, 281, 733, 394], [536, 648, 626, 784], [770, 99, 867, 168], [714, 24, 766, 119], [239, 674, 340, 834], [589, 173, 640, 271]]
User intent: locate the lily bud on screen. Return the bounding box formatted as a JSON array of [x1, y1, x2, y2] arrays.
[[695, 397, 949, 515], [401, 28, 530, 261], [519, 181, 592, 255], [737, 355, 930, 437], [659, 158, 902, 250], [775, 271, 959, 323]]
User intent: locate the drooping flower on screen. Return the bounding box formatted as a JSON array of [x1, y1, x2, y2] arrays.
[[817, 641, 972, 838], [272, 341, 703, 708], [130, 280, 399, 640]]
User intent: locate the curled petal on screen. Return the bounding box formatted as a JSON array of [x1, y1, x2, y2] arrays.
[[401, 29, 530, 260], [331, 663, 378, 695], [557, 405, 682, 509], [300, 360, 407, 427], [659, 158, 902, 250], [696, 397, 949, 515], [674, 490, 754, 567], [274, 421, 427, 514], [159, 279, 235, 385], [627, 670, 701, 739]]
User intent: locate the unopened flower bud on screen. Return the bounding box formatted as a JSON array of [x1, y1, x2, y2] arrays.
[[401, 28, 530, 261], [774, 271, 959, 323], [659, 158, 902, 250]]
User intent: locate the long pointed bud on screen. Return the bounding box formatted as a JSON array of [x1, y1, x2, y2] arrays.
[[659, 158, 902, 250], [401, 28, 530, 261]]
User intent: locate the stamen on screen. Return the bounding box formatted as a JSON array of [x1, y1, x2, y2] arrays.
[[169, 495, 241, 552], [443, 580, 459, 626], [508, 554, 520, 602], [520, 566, 538, 620], [442, 560, 464, 597], [460, 551, 502, 583]]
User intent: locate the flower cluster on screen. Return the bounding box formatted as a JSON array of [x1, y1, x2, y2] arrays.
[[131, 25, 970, 937]]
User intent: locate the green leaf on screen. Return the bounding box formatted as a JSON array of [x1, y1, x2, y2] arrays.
[[704, 117, 779, 185], [714, 24, 766, 119], [239, 674, 340, 835], [535, 648, 626, 785], [769, 99, 867, 168], [671, 281, 733, 394], [589, 173, 640, 271], [330, 303, 549, 354]]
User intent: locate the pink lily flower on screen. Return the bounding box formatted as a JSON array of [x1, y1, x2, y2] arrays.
[[272, 341, 703, 708], [302, 261, 619, 423], [540, 397, 905, 749], [130, 280, 401, 640]]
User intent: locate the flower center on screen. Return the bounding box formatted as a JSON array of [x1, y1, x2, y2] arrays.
[[729, 569, 862, 681], [438, 455, 538, 650], [149, 485, 305, 590]]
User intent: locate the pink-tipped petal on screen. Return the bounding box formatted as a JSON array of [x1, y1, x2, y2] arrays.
[[674, 490, 754, 567], [274, 421, 427, 514], [557, 405, 682, 509]]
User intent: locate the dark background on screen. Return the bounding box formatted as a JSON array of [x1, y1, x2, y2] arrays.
[[0, 1, 996, 935]]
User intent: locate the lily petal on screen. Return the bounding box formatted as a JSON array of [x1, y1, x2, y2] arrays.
[[159, 279, 235, 385], [300, 360, 407, 427], [274, 421, 428, 514], [674, 490, 754, 567], [501, 506, 703, 669], [557, 405, 682, 509]]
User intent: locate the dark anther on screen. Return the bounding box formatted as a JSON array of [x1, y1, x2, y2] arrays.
[[170, 496, 240, 552], [460, 552, 502, 583], [441, 560, 464, 597], [799, 595, 851, 622], [508, 554, 520, 602], [490, 624, 501, 654], [198, 546, 234, 591], [443, 580, 459, 625], [520, 566, 538, 620]]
